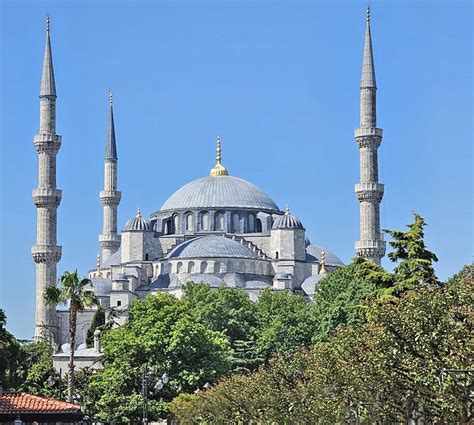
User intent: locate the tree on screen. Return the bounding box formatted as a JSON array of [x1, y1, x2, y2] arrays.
[[170, 265, 473, 424], [86, 308, 105, 347], [44, 270, 99, 401], [0, 309, 22, 389], [383, 212, 439, 296], [310, 257, 392, 342], [255, 289, 314, 360], [82, 292, 232, 423]]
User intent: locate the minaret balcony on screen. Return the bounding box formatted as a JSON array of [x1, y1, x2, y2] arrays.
[[99, 234, 121, 250], [99, 190, 121, 206], [355, 183, 384, 202], [33, 134, 61, 153], [31, 245, 62, 263], [32, 188, 62, 207], [354, 127, 383, 138]]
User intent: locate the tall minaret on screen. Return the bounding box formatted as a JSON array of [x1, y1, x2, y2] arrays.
[[99, 92, 121, 263], [354, 7, 386, 264], [32, 16, 62, 340]]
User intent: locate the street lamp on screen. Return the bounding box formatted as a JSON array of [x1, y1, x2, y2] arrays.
[[46, 368, 63, 399]]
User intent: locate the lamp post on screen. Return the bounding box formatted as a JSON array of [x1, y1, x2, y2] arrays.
[[142, 364, 169, 425], [47, 368, 63, 399]]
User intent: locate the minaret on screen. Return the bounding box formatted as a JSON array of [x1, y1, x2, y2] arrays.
[[99, 91, 121, 263], [354, 7, 386, 264], [32, 16, 62, 340]]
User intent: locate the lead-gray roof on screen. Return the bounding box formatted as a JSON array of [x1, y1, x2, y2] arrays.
[[167, 236, 258, 259], [272, 213, 304, 230], [90, 277, 112, 297], [40, 21, 56, 97], [160, 176, 279, 212], [306, 245, 344, 267]]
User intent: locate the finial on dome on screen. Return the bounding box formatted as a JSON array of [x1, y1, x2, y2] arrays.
[[210, 136, 229, 176], [136, 207, 141, 218], [109, 90, 113, 106], [284, 204, 290, 215], [97, 252, 102, 277], [319, 249, 327, 275]]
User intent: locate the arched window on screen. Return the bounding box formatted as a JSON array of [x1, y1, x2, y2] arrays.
[[200, 261, 208, 273], [186, 213, 193, 231], [247, 262, 255, 274], [199, 212, 209, 231], [249, 214, 255, 232], [256, 218, 263, 233], [145, 254, 149, 261], [173, 215, 179, 233], [177, 261, 183, 273], [238, 261, 245, 273], [232, 213, 240, 233], [215, 211, 225, 231], [188, 261, 195, 273], [165, 219, 173, 235], [214, 261, 221, 273]]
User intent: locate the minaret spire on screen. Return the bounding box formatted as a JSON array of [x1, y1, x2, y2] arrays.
[[99, 91, 121, 263], [32, 16, 62, 341], [354, 6, 386, 264]]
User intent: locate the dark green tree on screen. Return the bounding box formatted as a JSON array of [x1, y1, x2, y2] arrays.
[[86, 308, 105, 347], [383, 212, 439, 295]]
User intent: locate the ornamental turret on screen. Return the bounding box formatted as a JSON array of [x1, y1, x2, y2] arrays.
[[99, 91, 121, 263], [354, 7, 386, 264], [32, 16, 62, 341]]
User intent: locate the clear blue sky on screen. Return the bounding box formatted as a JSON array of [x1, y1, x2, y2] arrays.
[[1, 0, 472, 339]]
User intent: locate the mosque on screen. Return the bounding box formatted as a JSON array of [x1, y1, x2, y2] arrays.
[[32, 9, 386, 355]]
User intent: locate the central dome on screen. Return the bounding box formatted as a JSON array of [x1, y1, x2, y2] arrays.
[[160, 176, 279, 212]]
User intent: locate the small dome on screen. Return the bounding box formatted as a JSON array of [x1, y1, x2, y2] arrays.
[[90, 277, 112, 297], [168, 236, 258, 259], [301, 274, 325, 296], [272, 208, 304, 230], [124, 208, 152, 232]]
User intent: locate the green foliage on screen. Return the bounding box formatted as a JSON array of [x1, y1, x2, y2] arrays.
[[254, 289, 314, 360], [0, 309, 22, 389], [82, 292, 232, 423], [86, 308, 105, 347], [383, 212, 439, 296], [170, 264, 474, 424]]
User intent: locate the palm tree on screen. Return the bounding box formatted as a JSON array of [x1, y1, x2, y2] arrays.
[[44, 270, 99, 402]]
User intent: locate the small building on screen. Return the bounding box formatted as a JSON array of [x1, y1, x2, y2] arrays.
[[0, 391, 84, 424]]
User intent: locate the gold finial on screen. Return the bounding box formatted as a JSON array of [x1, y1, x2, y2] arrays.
[[210, 136, 229, 176], [136, 207, 141, 218], [284, 204, 290, 215], [319, 249, 327, 275], [109, 90, 113, 106], [97, 252, 102, 277], [46, 15, 50, 33]]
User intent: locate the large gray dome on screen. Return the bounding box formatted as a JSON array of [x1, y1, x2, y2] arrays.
[[167, 236, 258, 259], [160, 176, 279, 212]]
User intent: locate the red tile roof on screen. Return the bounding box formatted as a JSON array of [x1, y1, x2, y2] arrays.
[[0, 392, 81, 414]]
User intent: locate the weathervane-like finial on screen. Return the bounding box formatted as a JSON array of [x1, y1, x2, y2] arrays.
[[284, 204, 290, 215], [109, 90, 113, 106], [46, 15, 50, 33], [210, 136, 229, 176], [136, 207, 141, 218], [319, 249, 327, 275]]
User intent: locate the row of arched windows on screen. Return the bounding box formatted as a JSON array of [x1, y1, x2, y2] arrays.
[[163, 211, 263, 235], [170, 260, 267, 275]]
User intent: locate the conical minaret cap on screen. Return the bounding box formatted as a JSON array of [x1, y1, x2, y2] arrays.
[[40, 16, 57, 97], [360, 6, 376, 88], [105, 91, 118, 160]]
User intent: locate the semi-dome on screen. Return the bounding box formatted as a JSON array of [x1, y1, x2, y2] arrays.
[[272, 208, 304, 230], [167, 236, 258, 259], [90, 277, 112, 297], [160, 176, 279, 212], [124, 208, 152, 231], [306, 245, 344, 267]]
